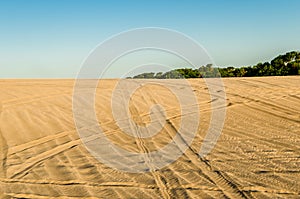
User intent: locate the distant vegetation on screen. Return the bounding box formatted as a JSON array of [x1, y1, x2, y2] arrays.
[[129, 51, 300, 78]]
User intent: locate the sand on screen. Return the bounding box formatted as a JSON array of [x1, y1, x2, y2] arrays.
[[0, 76, 299, 198]]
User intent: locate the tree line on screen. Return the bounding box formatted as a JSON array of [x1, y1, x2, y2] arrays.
[[129, 51, 300, 79]]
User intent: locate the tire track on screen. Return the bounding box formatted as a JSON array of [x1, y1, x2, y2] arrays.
[[2, 91, 72, 108], [0, 102, 8, 179], [9, 139, 80, 179], [133, 81, 249, 198], [1, 177, 223, 192], [0, 102, 9, 199], [165, 119, 250, 199], [5, 193, 100, 199], [226, 92, 299, 116], [7, 130, 73, 156], [138, 82, 200, 198], [244, 103, 300, 123], [121, 81, 171, 199], [8, 129, 119, 179], [6, 124, 124, 159]]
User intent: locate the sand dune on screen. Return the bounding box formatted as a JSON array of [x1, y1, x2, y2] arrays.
[[0, 76, 299, 198]]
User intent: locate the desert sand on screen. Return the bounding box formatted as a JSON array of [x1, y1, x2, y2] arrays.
[[0, 76, 299, 198]]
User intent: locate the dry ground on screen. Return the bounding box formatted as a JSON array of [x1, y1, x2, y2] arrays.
[[0, 76, 299, 198]]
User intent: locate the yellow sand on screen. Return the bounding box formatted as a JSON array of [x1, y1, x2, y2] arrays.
[[0, 76, 299, 198]]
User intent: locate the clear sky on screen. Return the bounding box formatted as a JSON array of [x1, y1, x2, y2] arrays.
[[0, 0, 300, 78]]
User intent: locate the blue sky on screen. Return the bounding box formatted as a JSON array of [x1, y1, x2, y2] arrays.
[[0, 0, 300, 77]]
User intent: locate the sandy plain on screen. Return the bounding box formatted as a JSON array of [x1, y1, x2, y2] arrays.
[[0, 76, 299, 198]]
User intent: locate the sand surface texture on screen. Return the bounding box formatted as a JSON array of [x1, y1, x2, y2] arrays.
[[0, 76, 299, 198]]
